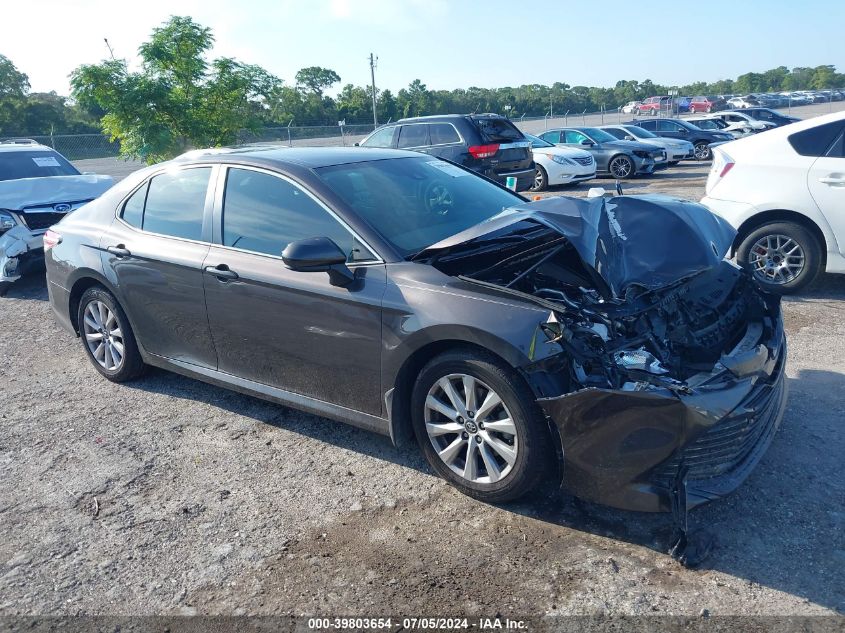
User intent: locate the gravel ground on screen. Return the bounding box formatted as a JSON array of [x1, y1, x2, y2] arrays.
[[1, 163, 843, 620]]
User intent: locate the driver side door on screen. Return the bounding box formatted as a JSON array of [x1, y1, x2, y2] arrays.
[[202, 165, 387, 415]]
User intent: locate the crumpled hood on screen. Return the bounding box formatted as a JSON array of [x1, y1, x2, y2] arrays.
[[0, 174, 113, 211], [421, 194, 737, 298]]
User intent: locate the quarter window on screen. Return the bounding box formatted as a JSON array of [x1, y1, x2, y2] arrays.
[[788, 121, 845, 157], [121, 182, 147, 229], [429, 123, 461, 145], [397, 124, 430, 148], [221, 168, 375, 262]]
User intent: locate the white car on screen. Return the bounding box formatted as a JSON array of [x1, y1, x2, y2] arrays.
[[686, 114, 757, 138], [0, 139, 113, 294], [714, 111, 775, 133], [524, 134, 595, 191], [599, 124, 694, 164], [727, 96, 758, 109], [620, 101, 640, 114], [701, 110, 845, 293]]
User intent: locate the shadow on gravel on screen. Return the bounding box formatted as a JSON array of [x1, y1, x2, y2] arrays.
[[126, 358, 845, 612], [783, 273, 845, 302], [0, 271, 48, 301]]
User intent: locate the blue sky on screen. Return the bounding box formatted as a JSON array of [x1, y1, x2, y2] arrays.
[[5, 0, 844, 95]]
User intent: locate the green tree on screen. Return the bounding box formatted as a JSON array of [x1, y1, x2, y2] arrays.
[[70, 16, 280, 163], [0, 53, 29, 98], [295, 66, 341, 96]]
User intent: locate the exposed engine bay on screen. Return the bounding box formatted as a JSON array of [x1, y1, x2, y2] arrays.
[[419, 194, 770, 395]]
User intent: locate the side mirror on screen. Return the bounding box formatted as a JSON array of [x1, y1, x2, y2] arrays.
[[281, 236, 355, 287], [353, 142, 360, 147], [678, 128, 688, 134], [580, 139, 594, 146], [624, 135, 635, 141]]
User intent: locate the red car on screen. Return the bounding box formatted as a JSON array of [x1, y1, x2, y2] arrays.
[[635, 96, 671, 115], [688, 95, 726, 114]]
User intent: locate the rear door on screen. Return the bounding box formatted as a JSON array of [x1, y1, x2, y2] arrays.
[[802, 123, 845, 255], [100, 165, 218, 368], [202, 165, 386, 414], [396, 124, 431, 152]]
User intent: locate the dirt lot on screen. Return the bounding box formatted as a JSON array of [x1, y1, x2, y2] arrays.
[[0, 163, 843, 621]]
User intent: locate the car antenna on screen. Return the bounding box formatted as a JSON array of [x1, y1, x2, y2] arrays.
[[615, 180, 624, 195]]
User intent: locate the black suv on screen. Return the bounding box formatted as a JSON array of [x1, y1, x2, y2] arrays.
[[629, 118, 734, 160], [357, 114, 535, 190]]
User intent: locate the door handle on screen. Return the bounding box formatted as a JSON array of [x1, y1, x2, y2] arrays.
[[819, 176, 845, 186], [204, 264, 239, 281], [106, 245, 131, 257]]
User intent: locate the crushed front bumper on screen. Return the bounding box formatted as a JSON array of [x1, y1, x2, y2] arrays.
[[538, 304, 787, 513], [0, 225, 46, 285]]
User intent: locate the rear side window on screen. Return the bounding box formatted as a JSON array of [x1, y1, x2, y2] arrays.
[[0, 150, 79, 182], [140, 168, 211, 241], [539, 131, 561, 143], [429, 123, 461, 145], [361, 126, 395, 148], [222, 168, 375, 262], [637, 120, 656, 131], [397, 125, 429, 148], [121, 183, 147, 228], [473, 118, 523, 142], [563, 130, 589, 144], [788, 122, 845, 157]]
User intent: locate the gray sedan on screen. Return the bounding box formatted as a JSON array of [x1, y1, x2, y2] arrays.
[[538, 127, 666, 178], [43, 147, 786, 564]]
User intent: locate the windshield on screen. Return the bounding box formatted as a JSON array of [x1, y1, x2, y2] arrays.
[[0, 150, 79, 182], [579, 128, 617, 143], [525, 134, 554, 148], [315, 157, 523, 258], [622, 125, 657, 138]]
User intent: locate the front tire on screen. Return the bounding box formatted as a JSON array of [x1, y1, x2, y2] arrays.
[[736, 221, 823, 294], [530, 164, 548, 191], [693, 141, 712, 160], [77, 286, 146, 382], [608, 154, 635, 179], [410, 349, 553, 503]]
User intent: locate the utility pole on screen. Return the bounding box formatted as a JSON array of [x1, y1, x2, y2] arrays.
[[369, 53, 378, 128], [550, 93, 553, 119], [104, 38, 115, 60]]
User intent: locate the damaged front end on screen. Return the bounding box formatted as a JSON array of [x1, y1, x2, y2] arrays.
[[0, 224, 45, 288], [421, 194, 787, 520]]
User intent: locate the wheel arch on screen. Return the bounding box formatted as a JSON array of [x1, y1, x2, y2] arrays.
[[732, 209, 828, 267], [387, 338, 527, 448], [67, 270, 119, 335]]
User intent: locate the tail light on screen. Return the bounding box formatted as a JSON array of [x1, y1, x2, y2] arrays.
[[43, 229, 62, 251], [467, 143, 500, 159], [705, 149, 735, 194]]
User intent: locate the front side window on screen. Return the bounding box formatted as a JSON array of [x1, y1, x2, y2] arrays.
[[637, 120, 656, 131], [222, 168, 375, 262], [141, 168, 211, 241], [361, 126, 395, 148], [656, 120, 679, 132], [563, 130, 589, 144], [397, 124, 429, 148], [602, 128, 626, 140]]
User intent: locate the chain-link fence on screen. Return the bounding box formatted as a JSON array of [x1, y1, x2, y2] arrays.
[[8, 93, 842, 181]]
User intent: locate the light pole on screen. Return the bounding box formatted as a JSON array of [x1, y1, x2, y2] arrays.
[[369, 53, 378, 128]]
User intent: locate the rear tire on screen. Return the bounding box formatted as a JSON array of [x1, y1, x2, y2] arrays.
[[410, 348, 554, 504], [736, 221, 823, 294], [77, 286, 146, 382], [530, 165, 548, 191]]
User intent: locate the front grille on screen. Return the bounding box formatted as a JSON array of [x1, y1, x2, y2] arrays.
[[652, 354, 785, 484], [21, 212, 66, 231], [573, 156, 594, 166]]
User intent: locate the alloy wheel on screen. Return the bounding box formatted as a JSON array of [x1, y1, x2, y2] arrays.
[[694, 143, 711, 160], [82, 300, 125, 371], [609, 156, 633, 178], [424, 373, 518, 484], [749, 234, 805, 285]]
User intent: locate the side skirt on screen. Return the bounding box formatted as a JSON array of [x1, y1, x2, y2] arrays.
[[142, 352, 392, 437]]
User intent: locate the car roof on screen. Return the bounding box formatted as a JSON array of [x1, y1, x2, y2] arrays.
[[0, 139, 55, 153], [174, 145, 420, 168]]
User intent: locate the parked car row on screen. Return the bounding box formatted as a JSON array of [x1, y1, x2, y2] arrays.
[[622, 90, 844, 116]]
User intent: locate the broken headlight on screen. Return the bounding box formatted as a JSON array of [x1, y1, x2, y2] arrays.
[[614, 349, 668, 375], [0, 210, 16, 234]]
